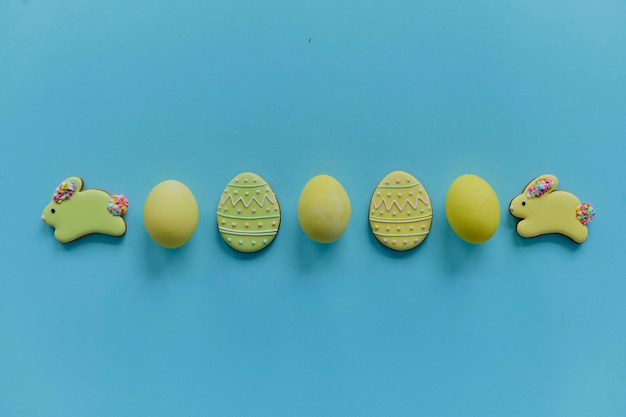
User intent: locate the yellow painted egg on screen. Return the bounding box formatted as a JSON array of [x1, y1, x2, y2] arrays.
[[143, 180, 199, 248], [297, 174, 351, 243], [369, 170, 433, 251], [216, 172, 281, 252], [445, 174, 500, 244]]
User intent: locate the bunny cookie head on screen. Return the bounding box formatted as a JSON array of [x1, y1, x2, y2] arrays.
[[42, 176, 128, 243], [509, 174, 595, 244]]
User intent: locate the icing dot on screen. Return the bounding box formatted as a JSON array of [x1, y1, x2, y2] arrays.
[[398, 193, 402, 197], [419, 189, 423, 193], [237, 209, 242, 213], [406, 179, 411, 183], [386, 226, 390, 231], [422, 225, 426, 230], [258, 222, 263, 227], [410, 226, 414, 231], [392, 211, 397, 216], [238, 240, 243, 245], [266, 188, 270, 192], [420, 209, 425, 213], [409, 191, 413, 196], [256, 190, 260, 194], [244, 178, 248, 183], [253, 178, 257, 183], [428, 206, 432, 211], [251, 240, 256, 245], [414, 238, 419, 243], [223, 207, 228, 212], [377, 192, 381, 196], [252, 209, 256, 213], [371, 210, 375, 214], [385, 181, 389, 185], [245, 191, 249, 196], [407, 210, 412, 215], [387, 192, 391, 197], [235, 178, 239, 183], [379, 211, 384, 215], [231, 222, 237, 227], [266, 207, 271, 212], [227, 238, 232, 242], [221, 220, 226, 225], [274, 207, 278, 212], [383, 238, 388, 243], [392, 240, 397, 245], [244, 223, 250, 228], [403, 240, 408, 245], [234, 190, 238, 195], [396, 226, 401, 231], [272, 221, 277, 226], [396, 179, 401, 184], [263, 239, 268, 245], [375, 225, 379, 230]]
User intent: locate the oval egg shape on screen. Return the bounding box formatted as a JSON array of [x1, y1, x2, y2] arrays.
[[144, 180, 199, 249], [297, 174, 351, 243], [369, 170, 433, 251], [445, 174, 500, 244], [217, 172, 281, 252]]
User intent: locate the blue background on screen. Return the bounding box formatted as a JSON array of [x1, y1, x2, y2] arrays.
[[2, 0, 625, 415]]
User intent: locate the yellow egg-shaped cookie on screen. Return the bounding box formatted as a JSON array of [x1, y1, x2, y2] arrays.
[[298, 174, 351, 243], [445, 174, 500, 244], [216, 172, 281, 252], [369, 171, 433, 251], [144, 180, 199, 249]]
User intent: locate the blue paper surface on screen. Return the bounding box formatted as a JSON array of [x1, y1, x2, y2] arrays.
[[2, 0, 625, 416]]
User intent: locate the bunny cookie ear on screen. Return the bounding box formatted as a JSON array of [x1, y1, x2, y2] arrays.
[[524, 174, 558, 199], [52, 176, 84, 203]]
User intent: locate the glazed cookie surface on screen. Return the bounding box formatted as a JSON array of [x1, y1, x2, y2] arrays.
[[217, 172, 281, 252], [509, 174, 595, 244], [369, 171, 433, 251], [41, 176, 128, 243]]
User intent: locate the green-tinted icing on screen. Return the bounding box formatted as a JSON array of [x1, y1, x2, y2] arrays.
[[41, 176, 127, 243], [216, 172, 281, 253], [369, 170, 433, 251]]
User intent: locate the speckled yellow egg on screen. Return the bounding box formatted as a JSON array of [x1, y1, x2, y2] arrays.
[[297, 175, 351, 243], [369, 170, 433, 251], [445, 174, 500, 244], [216, 172, 281, 252], [143, 180, 199, 248]]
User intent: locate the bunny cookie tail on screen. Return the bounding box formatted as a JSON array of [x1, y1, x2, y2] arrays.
[[576, 203, 595, 226], [108, 194, 130, 217]]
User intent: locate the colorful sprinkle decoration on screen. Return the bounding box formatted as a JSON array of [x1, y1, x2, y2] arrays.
[[576, 203, 596, 225], [108, 194, 129, 216], [53, 180, 77, 203], [527, 177, 554, 199]]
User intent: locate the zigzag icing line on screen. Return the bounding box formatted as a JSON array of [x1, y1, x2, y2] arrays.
[[220, 193, 277, 208], [372, 196, 430, 212]]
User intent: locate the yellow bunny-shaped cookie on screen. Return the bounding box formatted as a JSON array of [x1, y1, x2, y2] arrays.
[[41, 176, 129, 243], [509, 174, 595, 244]]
